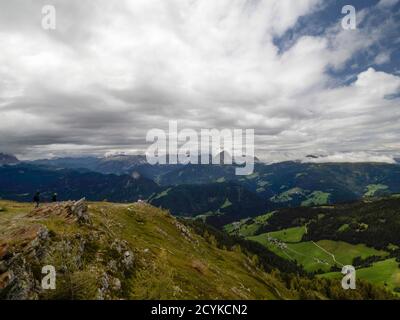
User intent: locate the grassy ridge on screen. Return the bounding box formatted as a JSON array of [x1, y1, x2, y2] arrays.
[[0, 200, 295, 300]]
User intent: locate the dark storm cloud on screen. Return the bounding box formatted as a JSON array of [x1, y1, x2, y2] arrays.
[[0, 0, 399, 161]]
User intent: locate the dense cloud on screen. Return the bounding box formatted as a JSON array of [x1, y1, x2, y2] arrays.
[[0, 0, 399, 162]]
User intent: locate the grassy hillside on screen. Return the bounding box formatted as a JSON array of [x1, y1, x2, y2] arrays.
[[266, 226, 306, 243], [0, 200, 393, 300], [0, 200, 286, 299], [0, 200, 298, 300], [148, 182, 268, 224]]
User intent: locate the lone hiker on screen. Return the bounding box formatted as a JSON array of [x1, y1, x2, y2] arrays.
[[52, 193, 58, 202], [33, 192, 40, 208]]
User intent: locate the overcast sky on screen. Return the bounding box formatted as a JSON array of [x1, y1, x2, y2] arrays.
[[0, 0, 399, 162]]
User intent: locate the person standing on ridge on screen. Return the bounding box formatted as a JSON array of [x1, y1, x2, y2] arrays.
[[52, 193, 58, 202], [33, 192, 40, 208]]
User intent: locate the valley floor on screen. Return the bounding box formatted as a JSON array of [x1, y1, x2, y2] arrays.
[[226, 212, 400, 295]]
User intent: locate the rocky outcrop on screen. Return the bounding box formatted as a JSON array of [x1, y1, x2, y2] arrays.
[[0, 199, 139, 300], [0, 224, 50, 299], [104, 239, 134, 274], [29, 198, 91, 225], [173, 220, 198, 245], [0, 200, 92, 299]]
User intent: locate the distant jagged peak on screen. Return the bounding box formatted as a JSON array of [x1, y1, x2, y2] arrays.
[[302, 152, 396, 164], [103, 151, 147, 163], [104, 151, 137, 158]]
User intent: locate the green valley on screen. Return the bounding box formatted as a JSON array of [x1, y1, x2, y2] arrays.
[[224, 196, 400, 295]]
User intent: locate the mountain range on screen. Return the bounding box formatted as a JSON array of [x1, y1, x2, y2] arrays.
[[1, 153, 400, 226]]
